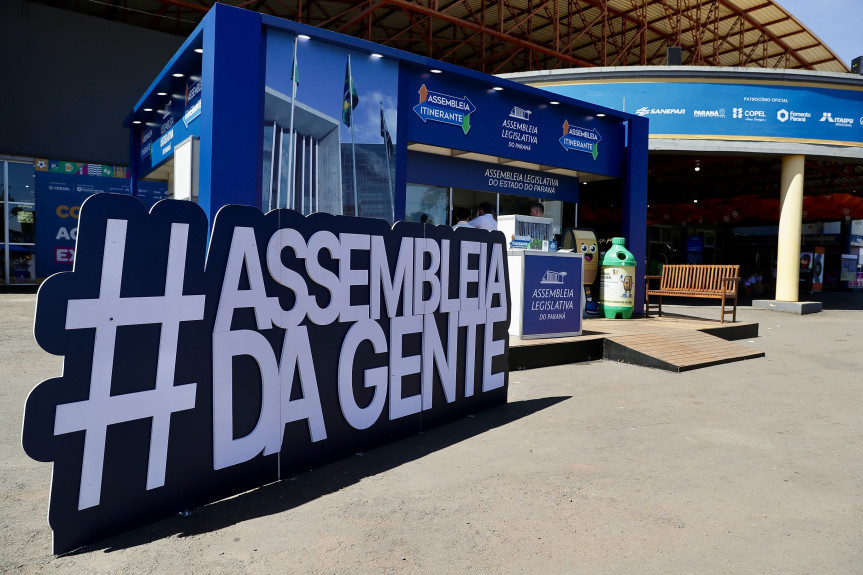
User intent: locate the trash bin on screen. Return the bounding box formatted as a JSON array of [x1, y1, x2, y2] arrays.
[[600, 237, 636, 319]]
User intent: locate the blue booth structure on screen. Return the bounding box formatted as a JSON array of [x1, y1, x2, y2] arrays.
[[21, 4, 648, 555], [127, 4, 648, 315]]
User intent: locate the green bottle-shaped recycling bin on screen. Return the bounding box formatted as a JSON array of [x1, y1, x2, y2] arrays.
[[600, 237, 636, 319]]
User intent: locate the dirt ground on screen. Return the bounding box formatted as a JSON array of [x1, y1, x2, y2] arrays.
[[2, 292, 862, 574]]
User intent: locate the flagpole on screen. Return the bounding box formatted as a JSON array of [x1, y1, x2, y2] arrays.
[[351, 115, 358, 217], [349, 55, 359, 217], [381, 101, 394, 223], [286, 36, 299, 210]]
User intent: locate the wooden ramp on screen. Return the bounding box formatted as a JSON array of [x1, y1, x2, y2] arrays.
[[603, 330, 764, 372]]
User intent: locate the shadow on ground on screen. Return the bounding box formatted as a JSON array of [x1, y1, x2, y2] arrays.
[[807, 290, 863, 311], [647, 290, 863, 312], [67, 396, 570, 555]]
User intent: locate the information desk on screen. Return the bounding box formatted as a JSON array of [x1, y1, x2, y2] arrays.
[[508, 250, 584, 339]]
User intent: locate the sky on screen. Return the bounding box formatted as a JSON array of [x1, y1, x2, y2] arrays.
[[777, 0, 860, 67]]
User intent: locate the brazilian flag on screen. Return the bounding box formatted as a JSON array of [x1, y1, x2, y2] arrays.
[[342, 56, 359, 127]]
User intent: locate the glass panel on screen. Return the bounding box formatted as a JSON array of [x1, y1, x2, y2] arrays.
[[9, 244, 36, 284], [280, 129, 294, 211], [344, 143, 394, 223], [8, 204, 35, 243], [497, 194, 534, 217], [262, 122, 275, 210], [8, 161, 36, 202], [451, 187, 497, 226], [0, 202, 5, 239], [405, 184, 447, 226], [0, 244, 5, 285]]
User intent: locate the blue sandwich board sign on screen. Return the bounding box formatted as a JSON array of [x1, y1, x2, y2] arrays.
[[521, 253, 583, 337]]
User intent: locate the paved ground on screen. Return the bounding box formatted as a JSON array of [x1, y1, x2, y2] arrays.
[[2, 292, 862, 574]]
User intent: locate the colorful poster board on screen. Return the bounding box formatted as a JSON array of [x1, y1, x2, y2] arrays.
[[850, 219, 863, 247], [34, 173, 167, 278]]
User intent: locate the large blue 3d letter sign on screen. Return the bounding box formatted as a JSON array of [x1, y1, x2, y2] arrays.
[[22, 193, 510, 553]]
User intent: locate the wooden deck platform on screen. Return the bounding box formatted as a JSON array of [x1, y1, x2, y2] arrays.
[[603, 330, 764, 372], [508, 312, 763, 372]]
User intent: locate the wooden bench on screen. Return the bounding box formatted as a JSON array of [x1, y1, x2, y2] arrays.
[[645, 264, 740, 323]]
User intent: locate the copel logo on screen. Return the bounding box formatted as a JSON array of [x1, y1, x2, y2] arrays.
[[733, 108, 766, 120]]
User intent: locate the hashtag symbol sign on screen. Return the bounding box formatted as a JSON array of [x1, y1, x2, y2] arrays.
[[53, 218, 205, 510]]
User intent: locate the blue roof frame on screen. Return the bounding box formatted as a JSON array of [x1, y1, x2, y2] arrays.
[[127, 4, 647, 313]]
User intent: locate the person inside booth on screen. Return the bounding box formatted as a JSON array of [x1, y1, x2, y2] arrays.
[[469, 202, 497, 231], [452, 207, 472, 229]]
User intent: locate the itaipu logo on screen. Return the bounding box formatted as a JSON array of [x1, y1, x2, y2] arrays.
[[22, 194, 510, 553], [559, 120, 601, 160], [820, 112, 854, 127], [413, 84, 476, 134]]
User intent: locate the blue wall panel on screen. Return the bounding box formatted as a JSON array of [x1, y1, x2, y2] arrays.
[[548, 80, 863, 146], [198, 5, 264, 223]]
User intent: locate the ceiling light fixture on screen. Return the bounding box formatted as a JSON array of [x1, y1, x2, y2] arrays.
[[430, 69, 442, 74]]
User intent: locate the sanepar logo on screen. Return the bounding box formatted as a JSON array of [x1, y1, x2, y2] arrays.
[[635, 106, 685, 117]]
